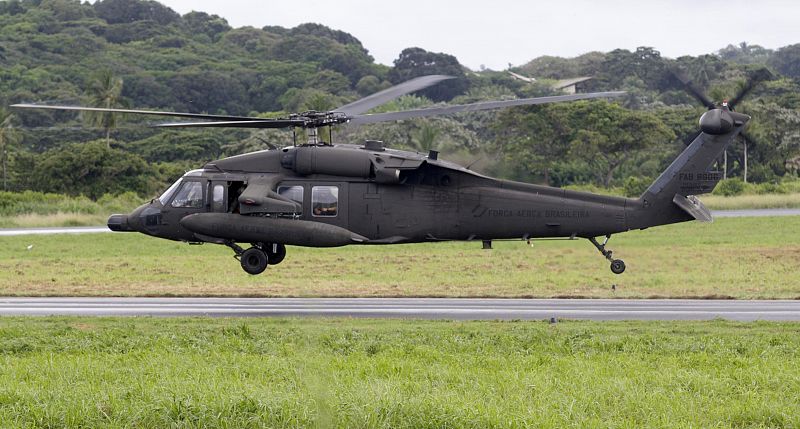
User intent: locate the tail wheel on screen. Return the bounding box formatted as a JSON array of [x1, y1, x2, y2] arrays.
[[240, 247, 268, 275], [610, 259, 626, 275], [266, 243, 287, 265]]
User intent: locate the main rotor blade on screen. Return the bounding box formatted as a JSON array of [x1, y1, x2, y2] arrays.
[[335, 75, 454, 116], [728, 68, 774, 109], [347, 91, 626, 125], [155, 119, 305, 129], [10, 103, 263, 121], [669, 69, 716, 109]]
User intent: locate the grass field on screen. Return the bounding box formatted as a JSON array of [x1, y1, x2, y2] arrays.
[[1, 216, 799, 298], [0, 317, 797, 428], [701, 192, 800, 210]]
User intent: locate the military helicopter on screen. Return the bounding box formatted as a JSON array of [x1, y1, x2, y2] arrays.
[[12, 74, 752, 275]]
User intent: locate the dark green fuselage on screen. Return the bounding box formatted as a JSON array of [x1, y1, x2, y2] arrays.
[[111, 108, 748, 275]]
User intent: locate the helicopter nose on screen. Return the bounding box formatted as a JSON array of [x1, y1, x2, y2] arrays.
[[132, 203, 163, 236], [107, 214, 133, 232], [108, 202, 162, 236]]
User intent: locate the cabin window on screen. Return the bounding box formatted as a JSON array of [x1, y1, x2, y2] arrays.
[[311, 186, 338, 217], [277, 185, 304, 209], [170, 181, 205, 208], [211, 184, 225, 212]]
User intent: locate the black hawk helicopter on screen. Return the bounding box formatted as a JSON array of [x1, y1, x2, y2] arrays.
[[13, 74, 754, 275]]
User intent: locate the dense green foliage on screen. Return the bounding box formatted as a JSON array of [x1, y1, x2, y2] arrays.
[[494, 100, 675, 186], [388, 47, 468, 101], [0, 0, 799, 201], [0, 317, 799, 427]]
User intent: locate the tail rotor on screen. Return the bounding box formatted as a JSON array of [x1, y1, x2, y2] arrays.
[[669, 65, 774, 181]]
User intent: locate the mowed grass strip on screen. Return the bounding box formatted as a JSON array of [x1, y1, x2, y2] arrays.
[[1, 216, 799, 298], [701, 192, 800, 210], [0, 317, 798, 428]]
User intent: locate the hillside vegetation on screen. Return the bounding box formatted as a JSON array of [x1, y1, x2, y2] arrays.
[[0, 0, 799, 202]]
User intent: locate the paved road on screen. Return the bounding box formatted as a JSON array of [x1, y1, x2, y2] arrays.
[[1, 298, 799, 321], [1, 209, 798, 237]]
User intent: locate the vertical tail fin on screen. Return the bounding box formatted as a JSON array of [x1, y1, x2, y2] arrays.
[[631, 108, 750, 228]]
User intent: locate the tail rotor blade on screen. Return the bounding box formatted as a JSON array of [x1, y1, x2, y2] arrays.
[[728, 68, 774, 109], [740, 130, 758, 148], [682, 130, 702, 146], [670, 68, 716, 109]]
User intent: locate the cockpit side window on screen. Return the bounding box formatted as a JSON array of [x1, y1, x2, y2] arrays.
[[311, 186, 338, 217], [170, 181, 205, 208]]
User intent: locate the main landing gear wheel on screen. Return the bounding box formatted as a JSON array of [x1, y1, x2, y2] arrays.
[[588, 235, 626, 275], [240, 247, 268, 275], [266, 243, 286, 265], [610, 259, 626, 275]]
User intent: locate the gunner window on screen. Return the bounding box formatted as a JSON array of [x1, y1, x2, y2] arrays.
[[211, 184, 225, 212], [170, 181, 205, 208], [277, 185, 304, 208], [311, 186, 338, 217]]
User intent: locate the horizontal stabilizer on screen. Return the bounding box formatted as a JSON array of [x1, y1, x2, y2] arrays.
[[673, 194, 713, 222]]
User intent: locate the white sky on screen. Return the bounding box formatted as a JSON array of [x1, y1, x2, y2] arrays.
[[157, 0, 799, 70]]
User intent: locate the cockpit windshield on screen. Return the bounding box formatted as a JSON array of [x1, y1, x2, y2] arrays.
[[158, 178, 183, 205], [157, 170, 206, 205]]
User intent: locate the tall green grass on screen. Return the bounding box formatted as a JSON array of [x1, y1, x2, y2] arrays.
[[0, 191, 143, 216], [0, 317, 798, 428]]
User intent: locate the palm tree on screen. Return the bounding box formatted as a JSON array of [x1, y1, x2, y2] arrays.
[[412, 122, 441, 153], [0, 108, 21, 191], [86, 69, 124, 147]]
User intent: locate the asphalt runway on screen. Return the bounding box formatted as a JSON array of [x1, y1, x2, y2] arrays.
[[712, 208, 800, 218], [1, 298, 799, 321], [0, 226, 110, 236], [1, 208, 798, 236]]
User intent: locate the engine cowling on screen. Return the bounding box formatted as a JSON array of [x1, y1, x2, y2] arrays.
[[280, 146, 406, 184], [282, 146, 372, 177]]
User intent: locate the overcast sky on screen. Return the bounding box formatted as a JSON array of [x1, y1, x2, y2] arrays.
[[158, 0, 799, 70]]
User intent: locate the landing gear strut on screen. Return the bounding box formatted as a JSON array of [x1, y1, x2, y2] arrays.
[[266, 243, 286, 265], [225, 241, 285, 275], [588, 235, 626, 274]]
